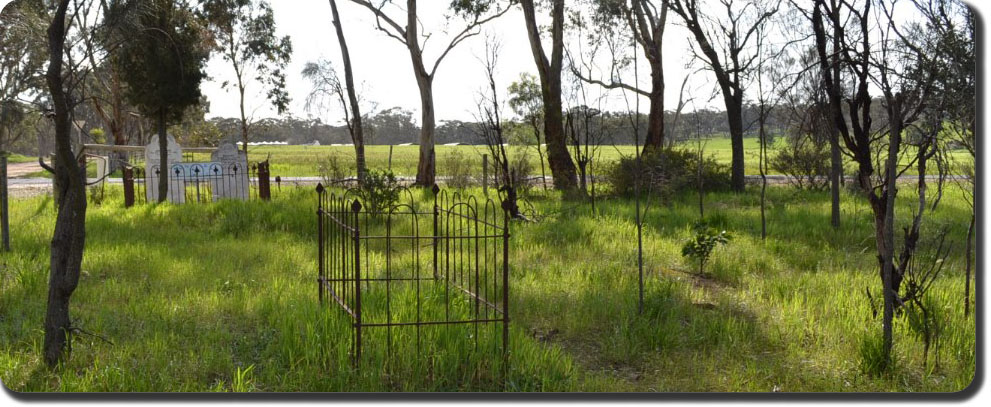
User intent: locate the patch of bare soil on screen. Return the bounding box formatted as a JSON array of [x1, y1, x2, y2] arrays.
[[5, 161, 43, 178]]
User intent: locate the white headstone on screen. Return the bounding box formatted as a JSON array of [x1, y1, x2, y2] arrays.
[[145, 134, 185, 203], [210, 141, 249, 201]]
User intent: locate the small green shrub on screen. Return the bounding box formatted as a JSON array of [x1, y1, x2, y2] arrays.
[[905, 294, 946, 370], [443, 150, 475, 189], [359, 169, 401, 214], [317, 152, 351, 186], [606, 148, 731, 199], [509, 153, 534, 194], [681, 221, 731, 276], [769, 136, 830, 191]]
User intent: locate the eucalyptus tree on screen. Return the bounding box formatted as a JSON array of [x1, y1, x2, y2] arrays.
[[519, 0, 578, 191], [814, 0, 948, 367], [326, 0, 365, 182], [348, 0, 510, 186], [666, 0, 780, 192], [302, 59, 368, 182], [909, 0, 975, 317], [507, 73, 547, 190], [0, 0, 47, 152], [111, 0, 210, 202], [41, 0, 88, 368], [572, 0, 669, 152], [200, 0, 292, 154]]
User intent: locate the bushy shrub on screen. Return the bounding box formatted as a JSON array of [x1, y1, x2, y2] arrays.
[[508, 153, 534, 194], [443, 150, 475, 189], [769, 136, 830, 191], [318, 152, 351, 186], [359, 169, 401, 214], [606, 147, 731, 198]]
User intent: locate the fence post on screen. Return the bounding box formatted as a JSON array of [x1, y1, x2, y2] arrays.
[[482, 154, 489, 197], [317, 184, 325, 304], [123, 167, 135, 208], [258, 160, 271, 201], [352, 199, 363, 366], [388, 145, 394, 172], [501, 198, 510, 377], [1, 153, 9, 252], [432, 184, 440, 280]]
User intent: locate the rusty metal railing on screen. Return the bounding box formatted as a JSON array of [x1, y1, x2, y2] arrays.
[[316, 183, 510, 373]]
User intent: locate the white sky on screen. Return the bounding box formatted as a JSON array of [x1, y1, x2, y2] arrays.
[[201, 0, 707, 125], [0, 0, 960, 125]]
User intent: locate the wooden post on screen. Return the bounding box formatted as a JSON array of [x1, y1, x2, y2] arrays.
[[123, 167, 135, 208], [482, 154, 489, 197], [1, 154, 9, 251], [258, 160, 271, 201], [388, 145, 394, 172]]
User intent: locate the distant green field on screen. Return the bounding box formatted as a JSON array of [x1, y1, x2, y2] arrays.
[[238, 137, 971, 179]]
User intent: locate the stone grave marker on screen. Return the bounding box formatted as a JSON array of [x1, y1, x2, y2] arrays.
[[145, 134, 185, 203], [210, 141, 249, 201]]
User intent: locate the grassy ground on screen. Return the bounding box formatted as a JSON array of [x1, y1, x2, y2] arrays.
[[238, 138, 971, 178], [0, 183, 976, 392], [7, 137, 969, 181]]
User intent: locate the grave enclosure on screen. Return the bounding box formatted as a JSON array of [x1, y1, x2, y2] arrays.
[[113, 136, 272, 206], [316, 184, 511, 372]]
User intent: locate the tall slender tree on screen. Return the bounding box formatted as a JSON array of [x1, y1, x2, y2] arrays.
[[201, 0, 292, 154], [328, 0, 366, 182], [348, 0, 509, 186], [520, 0, 578, 191], [0, 0, 47, 153], [112, 0, 210, 202], [815, 0, 944, 366], [574, 0, 669, 152], [508, 73, 548, 190], [666, 0, 780, 192], [42, 0, 88, 368]]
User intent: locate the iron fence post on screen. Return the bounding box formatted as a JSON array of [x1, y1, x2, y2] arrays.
[[502, 198, 510, 374], [317, 184, 325, 305], [432, 184, 440, 280], [352, 199, 363, 366], [1, 154, 8, 252]]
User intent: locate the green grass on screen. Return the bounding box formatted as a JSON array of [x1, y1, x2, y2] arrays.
[[1, 153, 35, 164], [237, 138, 971, 179], [0, 182, 976, 392]]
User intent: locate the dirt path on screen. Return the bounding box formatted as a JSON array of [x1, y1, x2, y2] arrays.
[[5, 161, 43, 178]]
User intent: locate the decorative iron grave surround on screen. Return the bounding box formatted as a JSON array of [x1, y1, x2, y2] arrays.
[[122, 138, 271, 206], [316, 184, 511, 371]]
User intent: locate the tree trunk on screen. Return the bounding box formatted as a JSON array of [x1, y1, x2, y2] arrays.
[[521, 0, 577, 192], [531, 119, 548, 190], [828, 0, 842, 229], [643, 61, 665, 151], [329, 0, 366, 184], [542, 77, 576, 191], [43, 0, 88, 368], [158, 108, 168, 203], [759, 108, 767, 240], [725, 98, 745, 191], [413, 75, 436, 186], [879, 104, 904, 366]]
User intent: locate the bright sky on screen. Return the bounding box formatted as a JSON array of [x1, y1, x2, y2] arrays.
[[0, 0, 963, 126], [201, 0, 706, 125]]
